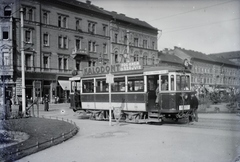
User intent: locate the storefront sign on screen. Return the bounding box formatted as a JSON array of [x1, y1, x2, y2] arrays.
[[83, 62, 142, 76]]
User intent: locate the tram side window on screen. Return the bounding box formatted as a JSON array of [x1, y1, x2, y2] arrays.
[[170, 75, 174, 91], [161, 75, 168, 91], [176, 75, 190, 91], [96, 79, 108, 93], [82, 79, 94, 93], [112, 77, 125, 92], [127, 76, 144, 92]]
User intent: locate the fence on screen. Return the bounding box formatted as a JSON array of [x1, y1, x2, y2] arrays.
[[1, 116, 79, 162]]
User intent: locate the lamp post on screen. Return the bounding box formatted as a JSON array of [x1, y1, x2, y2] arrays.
[[20, 8, 26, 116]]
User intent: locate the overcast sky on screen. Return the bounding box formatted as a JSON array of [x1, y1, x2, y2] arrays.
[[85, 0, 240, 54]]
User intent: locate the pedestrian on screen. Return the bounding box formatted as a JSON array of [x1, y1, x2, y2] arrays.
[[190, 92, 199, 122], [155, 81, 159, 104], [44, 95, 49, 111]]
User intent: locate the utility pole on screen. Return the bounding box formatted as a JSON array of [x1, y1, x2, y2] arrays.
[[20, 8, 26, 116]]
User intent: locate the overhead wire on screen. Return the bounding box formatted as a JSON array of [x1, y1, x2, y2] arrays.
[[162, 17, 240, 34], [148, 0, 236, 22]]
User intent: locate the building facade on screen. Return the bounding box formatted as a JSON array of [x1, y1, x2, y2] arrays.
[[0, 0, 159, 104], [170, 47, 240, 92], [108, 11, 159, 65]]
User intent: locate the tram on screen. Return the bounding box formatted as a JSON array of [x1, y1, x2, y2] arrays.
[[69, 61, 193, 123]]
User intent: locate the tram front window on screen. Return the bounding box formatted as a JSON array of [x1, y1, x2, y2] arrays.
[[176, 75, 190, 91]]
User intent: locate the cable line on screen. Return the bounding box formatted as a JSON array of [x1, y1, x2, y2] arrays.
[[162, 17, 240, 34], [149, 0, 235, 22]]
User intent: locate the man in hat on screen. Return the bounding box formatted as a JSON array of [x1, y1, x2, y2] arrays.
[[190, 92, 199, 122]]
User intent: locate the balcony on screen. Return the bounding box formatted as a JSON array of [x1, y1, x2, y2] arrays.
[[71, 47, 88, 59]]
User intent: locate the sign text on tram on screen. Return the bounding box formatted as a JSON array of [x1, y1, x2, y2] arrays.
[[83, 62, 142, 76]]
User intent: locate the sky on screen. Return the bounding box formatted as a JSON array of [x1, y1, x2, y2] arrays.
[[83, 0, 240, 54]]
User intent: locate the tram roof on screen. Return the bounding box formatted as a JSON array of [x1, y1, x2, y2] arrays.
[[143, 65, 190, 73]]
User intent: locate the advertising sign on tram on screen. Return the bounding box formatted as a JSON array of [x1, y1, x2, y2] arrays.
[[83, 61, 142, 76]]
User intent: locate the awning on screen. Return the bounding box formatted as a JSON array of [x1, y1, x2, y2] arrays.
[[58, 80, 70, 90]]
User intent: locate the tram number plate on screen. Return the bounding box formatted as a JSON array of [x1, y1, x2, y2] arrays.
[[179, 105, 190, 110], [113, 107, 121, 118]]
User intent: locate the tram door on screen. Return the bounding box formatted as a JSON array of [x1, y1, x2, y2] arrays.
[[147, 75, 159, 112]]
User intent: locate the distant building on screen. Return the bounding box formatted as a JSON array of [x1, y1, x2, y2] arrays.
[[163, 47, 240, 92], [0, 0, 159, 103], [209, 51, 240, 66]]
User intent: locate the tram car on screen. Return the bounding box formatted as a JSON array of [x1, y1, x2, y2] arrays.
[[69, 61, 193, 123]]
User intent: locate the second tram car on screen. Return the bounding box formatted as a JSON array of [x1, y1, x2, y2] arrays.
[[70, 61, 193, 123]]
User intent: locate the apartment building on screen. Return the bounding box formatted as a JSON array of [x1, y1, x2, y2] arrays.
[[172, 47, 240, 92], [107, 11, 159, 65]]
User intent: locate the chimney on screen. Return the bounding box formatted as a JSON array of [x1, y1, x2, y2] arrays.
[[86, 0, 91, 5]]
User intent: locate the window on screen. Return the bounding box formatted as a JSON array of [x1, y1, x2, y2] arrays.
[[170, 75, 175, 91], [2, 30, 9, 39], [43, 33, 49, 46], [76, 60, 81, 70], [152, 56, 155, 65], [114, 51, 118, 63], [124, 35, 127, 44], [103, 43, 107, 54], [76, 39, 81, 50], [22, 7, 34, 21], [76, 19, 82, 31], [143, 40, 147, 48], [88, 41, 92, 52], [152, 41, 155, 49], [134, 54, 138, 62], [43, 56, 49, 69], [58, 58, 62, 69], [1, 53, 10, 66], [28, 9, 33, 21], [143, 56, 147, 65], [114, 33, 118, 43], [58, 15, 68, 28], [88, 22, 96, 34], [134, 38, 138, 47], [63, 36, 68, 49], [103, 25, 107, 36], [42, 11, 49, 24], [82, 79, 94, 93], [176, 75, 190, 91], [92, 42, 96, 52], [161, 75, 168, 91], [25, 30, 32, 43], [4, 6, 11, 17], [88, 61, 92, 67], [25, 54, 32, 70], [96, 79, 108, 92], [112, 77, 125, 92], [127, 76, 144, 92], [63, 58, 67, 70], [23, 8, 27, 20], [58, 36, 68, 49]]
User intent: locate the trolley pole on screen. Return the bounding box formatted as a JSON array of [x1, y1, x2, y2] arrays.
[[20, 8, 26, 116]]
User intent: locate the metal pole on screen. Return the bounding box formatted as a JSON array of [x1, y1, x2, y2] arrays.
[[109, 82, 112, 126], [20, 8, 26, 116]]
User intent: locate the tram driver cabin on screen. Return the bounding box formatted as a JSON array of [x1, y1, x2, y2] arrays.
[[70, 61, 193, 122]]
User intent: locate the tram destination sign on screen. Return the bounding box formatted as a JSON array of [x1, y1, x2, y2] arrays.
[[83, 62, 142, 76]]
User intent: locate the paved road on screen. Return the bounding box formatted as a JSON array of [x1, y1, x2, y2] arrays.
[[15, 103, 240, 162]]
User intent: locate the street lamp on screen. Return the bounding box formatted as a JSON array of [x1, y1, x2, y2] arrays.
[[20, 8, 26, 116]]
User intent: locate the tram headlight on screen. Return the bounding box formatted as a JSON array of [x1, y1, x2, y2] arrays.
[[184, 94, 188, 100]]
